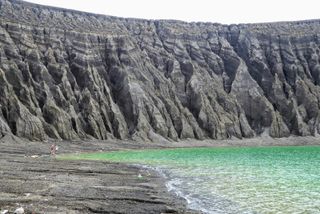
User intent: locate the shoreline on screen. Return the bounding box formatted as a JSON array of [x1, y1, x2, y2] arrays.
[[1, 135, 320, 213], [58, 136, 320, 156], [148, 165, 211, 214], [0, 135, 200, 214]]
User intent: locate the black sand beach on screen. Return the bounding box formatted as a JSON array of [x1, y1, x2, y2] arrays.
[[1, 135, 320, 213], [0, 136, 200, 214]]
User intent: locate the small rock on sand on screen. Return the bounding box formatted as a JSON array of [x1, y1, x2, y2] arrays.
[[30, 155, 39, 158], [14, 207, 24, 214]]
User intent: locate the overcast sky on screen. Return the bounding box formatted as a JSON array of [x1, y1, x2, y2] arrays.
[[26, 0, 319, 24]]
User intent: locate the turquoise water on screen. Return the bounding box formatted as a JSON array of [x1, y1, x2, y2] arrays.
[[67, 146, 320, 213]]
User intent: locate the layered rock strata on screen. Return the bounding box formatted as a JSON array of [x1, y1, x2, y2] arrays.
[[1, 0, 320, 141]]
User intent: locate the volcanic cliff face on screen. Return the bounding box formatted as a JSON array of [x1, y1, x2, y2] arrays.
[[1, 0, 320, 141]]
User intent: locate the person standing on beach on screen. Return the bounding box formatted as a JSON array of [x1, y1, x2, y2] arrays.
[[50, 143, 57, 157]]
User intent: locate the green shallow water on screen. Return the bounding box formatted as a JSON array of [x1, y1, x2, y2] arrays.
[[62, 146, 320, 213]]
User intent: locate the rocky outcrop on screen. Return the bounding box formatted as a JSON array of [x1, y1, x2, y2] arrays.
[[1, 0, 320, 141]]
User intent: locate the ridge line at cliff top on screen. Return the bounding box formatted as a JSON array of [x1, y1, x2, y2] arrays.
[[3, 0, 320, 27]]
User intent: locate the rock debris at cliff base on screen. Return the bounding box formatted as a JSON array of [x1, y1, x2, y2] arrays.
[[1, 0, 320, 141]]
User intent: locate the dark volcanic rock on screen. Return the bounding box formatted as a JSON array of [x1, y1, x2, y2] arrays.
[[1, 0, 320, 141]]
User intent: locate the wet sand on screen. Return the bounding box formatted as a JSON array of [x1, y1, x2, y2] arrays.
[[1, 134, 319, 213]]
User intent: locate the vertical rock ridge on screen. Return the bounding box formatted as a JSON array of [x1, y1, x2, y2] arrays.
[[1, 0, 320, 141]]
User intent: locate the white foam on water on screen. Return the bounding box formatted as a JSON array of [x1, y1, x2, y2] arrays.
[[134, 164, 245, 214], [133, 164, 214, 213]]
